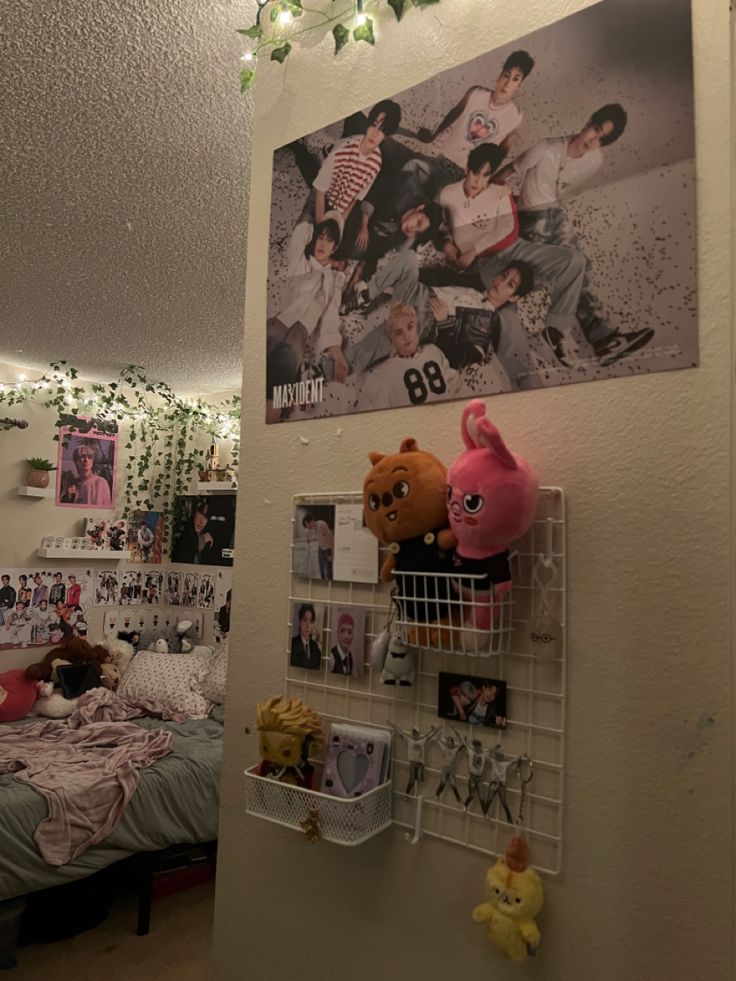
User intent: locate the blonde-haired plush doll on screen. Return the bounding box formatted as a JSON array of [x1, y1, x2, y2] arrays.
[[255, 696, 324, 789], [472, 834, 543, 961]]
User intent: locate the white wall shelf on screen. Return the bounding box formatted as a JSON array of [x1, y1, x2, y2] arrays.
[[18, 486, 55, 498], [36, 547, 124, 560], [197, 481, 238, 494]]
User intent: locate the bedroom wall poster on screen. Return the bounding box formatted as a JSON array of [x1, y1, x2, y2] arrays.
[[265, 0, 695, 422], [0, 567, 93, 650], [56, 418, 118, 507], [170, 495, 236, 567]]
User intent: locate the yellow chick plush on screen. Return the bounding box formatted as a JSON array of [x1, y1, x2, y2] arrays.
[[472, 834, 543, 961]]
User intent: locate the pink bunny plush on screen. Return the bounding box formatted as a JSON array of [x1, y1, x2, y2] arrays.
[[447, 400, 539, 632]]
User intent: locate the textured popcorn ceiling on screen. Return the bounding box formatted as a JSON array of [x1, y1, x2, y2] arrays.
[[2, 0, 253, 394]]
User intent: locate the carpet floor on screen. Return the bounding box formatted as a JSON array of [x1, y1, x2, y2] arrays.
[[10, 879, 215, 980]]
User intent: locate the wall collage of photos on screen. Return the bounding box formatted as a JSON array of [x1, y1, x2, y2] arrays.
[[265, 0, 696, 423], [0, 493, 236, 652]]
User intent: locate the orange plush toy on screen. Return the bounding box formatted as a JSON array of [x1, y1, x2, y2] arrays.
[[363, 438, 456, 644]]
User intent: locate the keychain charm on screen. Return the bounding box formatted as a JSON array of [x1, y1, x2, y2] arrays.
[[472, 756, 544, 961], [529, 548, 562, 658]]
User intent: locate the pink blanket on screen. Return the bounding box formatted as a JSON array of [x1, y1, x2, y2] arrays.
[[0, 718, 173, 865], [69, 687, 186, 727]]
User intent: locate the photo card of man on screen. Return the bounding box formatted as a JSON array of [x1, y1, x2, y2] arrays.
[[56, 419, 117, 508], [289, 601, 324, 671], [329, 606, 365, 677], [142, 571, 163, 605], [437, 671, 508, 729], [84, 518, 109, 551], [120, 570, 139, 605], [94, 569, 120, 607], [127, 511, 164, 563], [198, 573, 215, 609], [105, 519, 128, 552], [181, 572, 199, 607], [292, 504, 335, 580], [214, 570, 232, 644], [265, 0, 696, 423], [166, 571, 182, 605], [171, 494, 236, 567]]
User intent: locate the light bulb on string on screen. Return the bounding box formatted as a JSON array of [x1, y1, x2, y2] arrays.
[[240, 51, 254, 62], [356, 0, 366, 26], [278, 7, 293, 27]]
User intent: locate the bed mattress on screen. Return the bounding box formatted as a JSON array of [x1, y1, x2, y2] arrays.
[[0, 713, 223, 901]]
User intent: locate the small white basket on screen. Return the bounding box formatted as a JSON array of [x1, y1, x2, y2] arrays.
[[392, 570, 512, 656], [244, 766, 393, 846]]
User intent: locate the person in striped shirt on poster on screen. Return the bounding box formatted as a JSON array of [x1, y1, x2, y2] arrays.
[[301, 99, 402, 258]]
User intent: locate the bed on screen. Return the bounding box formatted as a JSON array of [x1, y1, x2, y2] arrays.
[[0, 706, 224, 904]]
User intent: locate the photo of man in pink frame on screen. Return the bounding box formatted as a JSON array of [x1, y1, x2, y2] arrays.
[[56, 419, 117, 508]]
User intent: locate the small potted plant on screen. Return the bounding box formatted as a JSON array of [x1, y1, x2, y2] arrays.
[[26, 457, 57, 489]]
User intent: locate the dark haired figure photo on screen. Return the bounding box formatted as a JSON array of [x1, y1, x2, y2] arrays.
[[289, 603, 322, 671], [493, 104, 654, 365], [408, 50, 536, 193], [266, 211, 347, 421]]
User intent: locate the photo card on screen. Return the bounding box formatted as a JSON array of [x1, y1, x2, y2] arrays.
[[292, 503, 378, 584], [94, 569, 120, 607], [328, 605, 365, 677], [181, 572, 199, 607], [214, 570, 232, 643], [437, 671, 508, 729], [120, 569, 141, 605], [85, 518, 109, 551], [166, 571, 182, 605], [127, 511, 164, 563], [106, 519, 128, 552], [289, 600, 325, 671], [292, 504, 335, 581], [142, 571, 163, 605], [198, 573, 215, 609]]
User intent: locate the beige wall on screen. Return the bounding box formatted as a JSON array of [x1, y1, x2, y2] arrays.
[[215, 2, 733, 979]]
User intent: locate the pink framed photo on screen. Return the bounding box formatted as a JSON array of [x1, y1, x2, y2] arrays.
[[56, 418, 117, 509]]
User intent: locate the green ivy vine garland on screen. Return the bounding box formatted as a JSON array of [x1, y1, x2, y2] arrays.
[[238, 0, 441, 91], [0, 362, 240, 554]]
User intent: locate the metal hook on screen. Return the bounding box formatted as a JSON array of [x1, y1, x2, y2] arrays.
[[514, 755, 534, 829]]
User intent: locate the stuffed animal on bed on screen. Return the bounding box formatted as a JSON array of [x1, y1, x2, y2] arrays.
[[0, 670, 53, 723], [363, 437, 456, 646], [138, 619, 201, 654], [100, 633, 136, 677], [25, 637, 110, 683], [447, 401, 538, 632]]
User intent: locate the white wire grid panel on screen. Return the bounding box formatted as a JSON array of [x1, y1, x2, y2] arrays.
[[283, 488, 566, 876], [244, 767, 393, 846]]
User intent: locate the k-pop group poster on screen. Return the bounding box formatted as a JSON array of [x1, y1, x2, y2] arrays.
[[265, 0, 696, 423]]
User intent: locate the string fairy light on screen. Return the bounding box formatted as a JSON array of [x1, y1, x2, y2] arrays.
[[238, 0, 441, 91]]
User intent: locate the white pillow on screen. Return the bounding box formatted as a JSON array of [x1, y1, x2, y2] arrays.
[[188, 644, 214, 657], [191, 649, 227, 705], [118, 651, 214, 719]]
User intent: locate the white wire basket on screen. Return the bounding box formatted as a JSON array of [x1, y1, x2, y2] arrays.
[[244, 766, 393, 846], [392, 570, 512, 656]]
